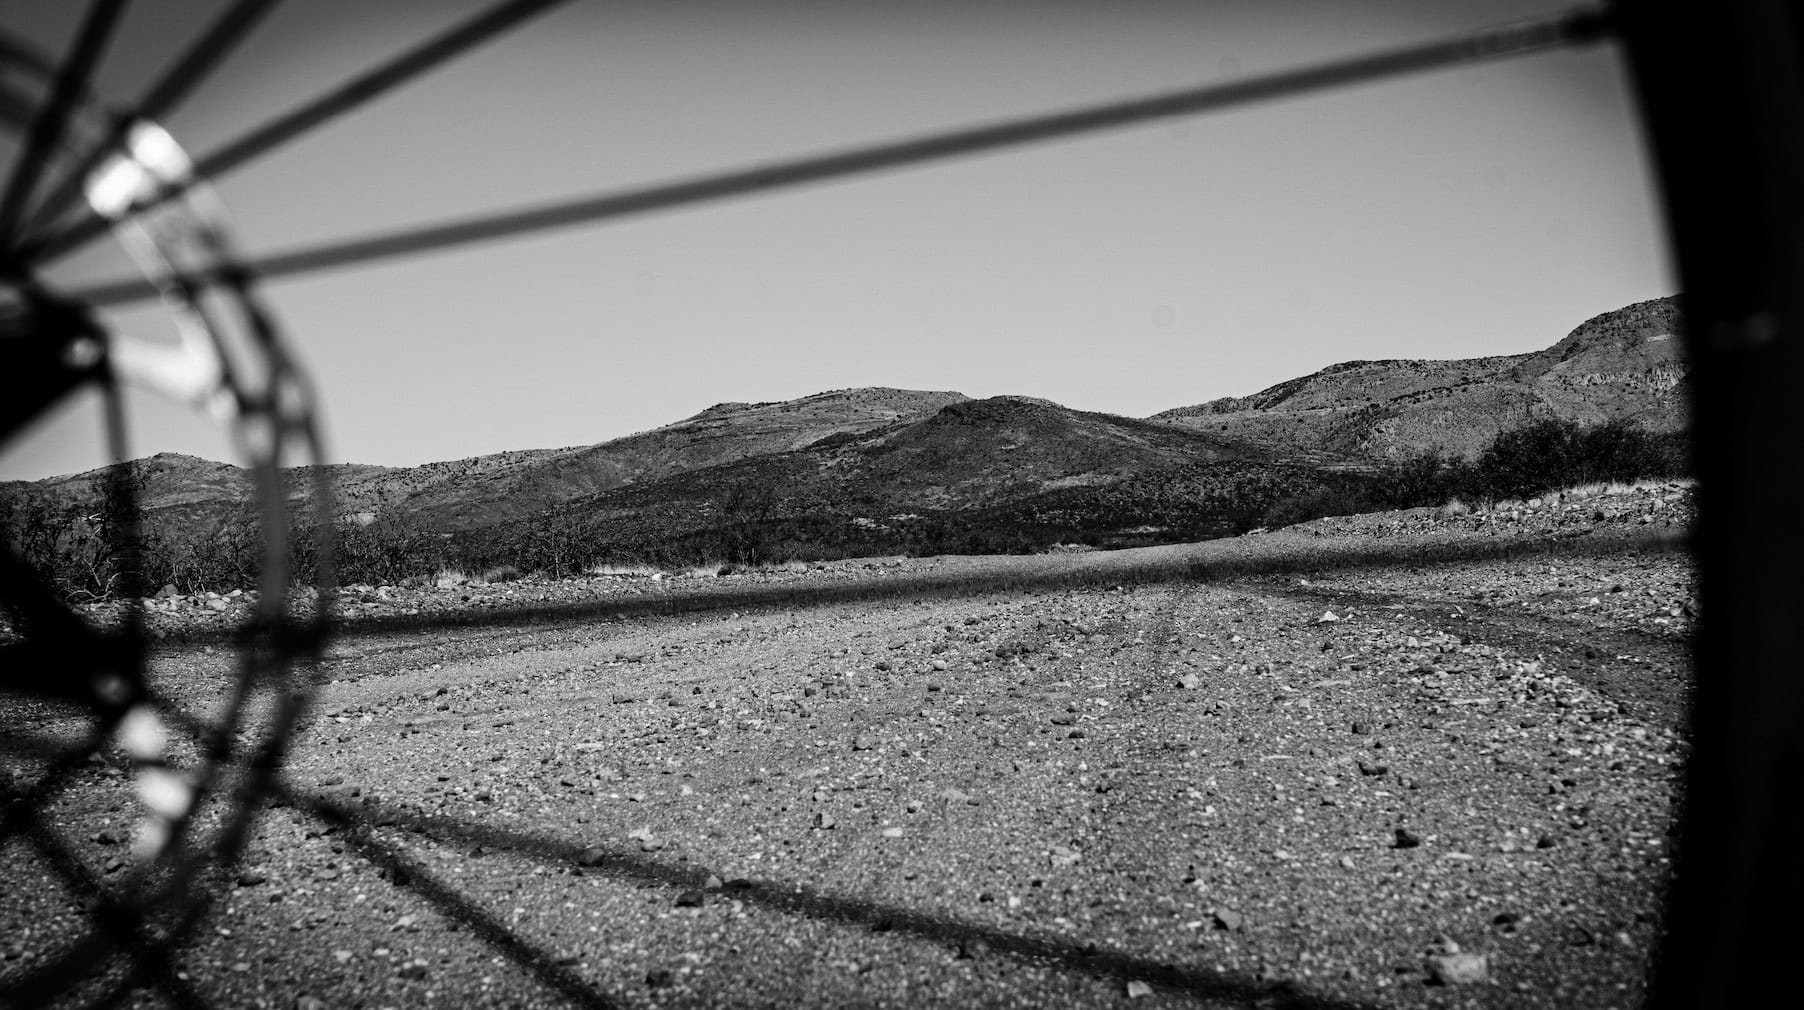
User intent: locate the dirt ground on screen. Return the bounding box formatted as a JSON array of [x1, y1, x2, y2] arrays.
[[2, 484, 1694, 1009]]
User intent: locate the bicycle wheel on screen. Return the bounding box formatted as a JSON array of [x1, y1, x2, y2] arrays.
[[0, 10, 332, 1006]]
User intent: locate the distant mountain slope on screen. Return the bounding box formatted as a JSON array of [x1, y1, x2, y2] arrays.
[[475, 396, 1335, 559], [2, 388, 972, 533], [358, 387, 970, 530], [4, 297, 1688, 567], [1153, 296, 1685, 460]]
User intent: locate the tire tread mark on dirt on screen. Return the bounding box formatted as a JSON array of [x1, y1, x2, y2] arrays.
[[1237, 579, 1689, 727]]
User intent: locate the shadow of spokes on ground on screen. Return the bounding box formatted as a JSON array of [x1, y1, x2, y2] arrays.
[[272, 784, 1380, 1010]]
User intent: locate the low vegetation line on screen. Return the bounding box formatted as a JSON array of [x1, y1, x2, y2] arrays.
[[155, 525, 1683, 648]]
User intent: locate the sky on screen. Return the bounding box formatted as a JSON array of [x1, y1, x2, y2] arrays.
[[0, 0, 1672, 481]]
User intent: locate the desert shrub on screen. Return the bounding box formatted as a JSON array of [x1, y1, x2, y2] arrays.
[[0, 463, 155, 601], [1467, 417, 1688, 501], [1261, 485, 1383, 528], [335, 508, 444, 585]]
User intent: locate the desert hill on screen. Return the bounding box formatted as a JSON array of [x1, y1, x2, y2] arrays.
[[1153, 296, 1684, 460], [465, 396, 1350, 560], [2, 296, 1689, 567]]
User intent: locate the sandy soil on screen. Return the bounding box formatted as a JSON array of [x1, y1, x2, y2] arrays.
[[1, 484, 1694, 1008]]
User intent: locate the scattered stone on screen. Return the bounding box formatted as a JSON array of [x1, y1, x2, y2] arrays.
[[1177, 673, 1201, 690], [1393, 828, 1423, 849], [815, 811, 836, 830], [1425, 951, 1489, 985], [1356, 758, 1389, 777], [1317, 611, 1340, 624], [575, 845, 608, 867], [1212, 908, 1245, 932], [931, 659, 949, 671], [236, 869, 267, 887], [1126, 980, 1153, 998]]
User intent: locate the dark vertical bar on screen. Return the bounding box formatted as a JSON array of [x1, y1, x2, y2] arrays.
[[1615, 3, 1804, 1007]]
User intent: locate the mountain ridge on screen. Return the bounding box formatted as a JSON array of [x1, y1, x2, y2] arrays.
[[2, 297, 1685, 563]]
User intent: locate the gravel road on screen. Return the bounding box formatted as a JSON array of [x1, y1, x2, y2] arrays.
[[2, 484, 1693, 1008]]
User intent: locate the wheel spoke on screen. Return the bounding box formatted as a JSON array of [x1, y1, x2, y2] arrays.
[[18, 0, 286, 245], [27, 0, 574, 266], [64, 5, 1614, 306], [0, 0, 130, 257]]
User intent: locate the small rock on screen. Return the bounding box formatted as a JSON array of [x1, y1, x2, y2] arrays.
[[1317, 611, 1340, 624], [575, 845, 608, 867], [1126, 980, 1153, 998], [1212, 908, 1245, 932], [881, 827, 904, 838], [1177, 673, 1201, 690], [236, 869, 267, 887], [704, 874, 725, 890], [931, 659, 949, 671], [1425, 951, 1489, 985], [1393, 828, 1422, 849], [1356, 758, 1388, 777], [815, 811, 836, 830]]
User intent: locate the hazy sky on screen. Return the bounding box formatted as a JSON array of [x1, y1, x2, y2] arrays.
[[1, 0, 1670, 481]]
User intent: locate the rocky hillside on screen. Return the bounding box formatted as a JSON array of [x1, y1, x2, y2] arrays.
[[0, 388, 971, 531], [3, 297, 1689, 567], [1154, 296, 1685, 460], [471, 396, 1340, 559]]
